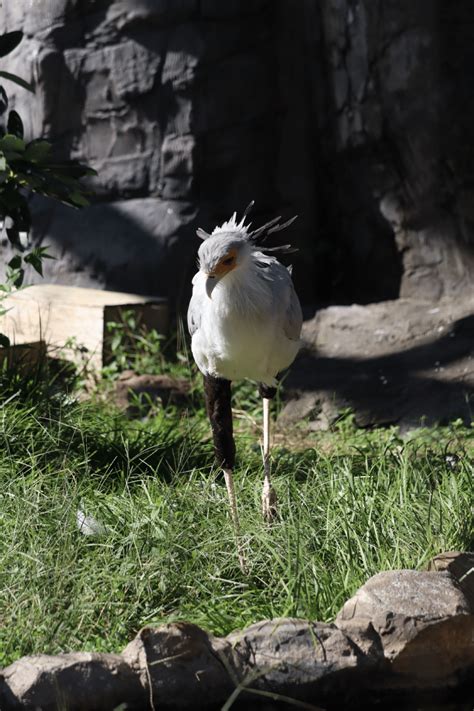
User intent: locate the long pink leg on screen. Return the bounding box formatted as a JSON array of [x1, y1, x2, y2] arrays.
[[223, 468, 247, 574], [261, 397, 277, 522]]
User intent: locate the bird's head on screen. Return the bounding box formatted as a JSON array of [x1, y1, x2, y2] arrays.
[[196, 203, 298, 299], [197, 215, 252, 298]]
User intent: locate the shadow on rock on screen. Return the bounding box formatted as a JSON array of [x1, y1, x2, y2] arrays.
[[281, 299, 474, 428]]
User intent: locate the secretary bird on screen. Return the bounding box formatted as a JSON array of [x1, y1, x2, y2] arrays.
[[187, 202, 302, 569]]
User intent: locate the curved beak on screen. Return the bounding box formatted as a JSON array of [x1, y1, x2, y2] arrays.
[[205, 274, 218, 299]]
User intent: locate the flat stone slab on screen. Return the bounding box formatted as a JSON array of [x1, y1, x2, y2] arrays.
[[280, 297, 474, 428], [0, 284, 168, 371]]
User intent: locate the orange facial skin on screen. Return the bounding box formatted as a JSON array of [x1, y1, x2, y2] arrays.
[[207, 248, 238, 278]]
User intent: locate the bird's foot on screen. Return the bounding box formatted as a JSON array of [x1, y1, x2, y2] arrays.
[[262, 478, 278, 523]]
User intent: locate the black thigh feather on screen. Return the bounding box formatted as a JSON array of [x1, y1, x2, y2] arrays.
[[259, 383, 277, 399], [204, 374, 235, 470]]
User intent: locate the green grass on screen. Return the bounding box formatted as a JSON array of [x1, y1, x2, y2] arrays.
[[0, 336, 472, 667]]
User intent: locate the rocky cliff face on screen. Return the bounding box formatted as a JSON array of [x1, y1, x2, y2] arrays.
[[0, 0, 283, 305], [311, 0, 474, 303], [1, 0, 473, 306]]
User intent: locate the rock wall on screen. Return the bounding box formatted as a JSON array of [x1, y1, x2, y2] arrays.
[[0, 0, 286, 306], [312, 0, 474, 303], [1, 0, 473, 307]]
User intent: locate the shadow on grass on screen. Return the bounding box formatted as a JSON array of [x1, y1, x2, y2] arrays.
[[0, 354, 212, 486]]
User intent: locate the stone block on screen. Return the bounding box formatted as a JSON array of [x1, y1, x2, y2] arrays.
[[227, 618, 366, 703], [161, 134, 195, 199], [0, 284, 168, 371], [161, 24, 202, 87]]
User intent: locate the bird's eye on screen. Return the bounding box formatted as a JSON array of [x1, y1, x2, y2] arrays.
[[222, 256, 234, 265]]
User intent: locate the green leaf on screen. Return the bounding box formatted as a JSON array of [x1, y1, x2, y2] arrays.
[[34, 246, 55, 260], [24, 252, 43, 276], [24, 139, 51, 162], [0, 71, 33, 93], [6, 262, 24, 287], [68, 191, 90, 207], [15, 172, 44, 190], [0, 86, 8, 116], [0, 156, 6, 171], [0, 31, 23, 58], [24, 247, 53, 276], [13, 268, 24, 287], [7, 110, 23, 138], [0, 333, 11, 348], [0, 133, 25, 153], [8, 255, 22, 270]]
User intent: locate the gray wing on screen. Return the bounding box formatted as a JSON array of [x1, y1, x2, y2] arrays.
[[283, 280, 303, 341], [256, 253, 302, 341]]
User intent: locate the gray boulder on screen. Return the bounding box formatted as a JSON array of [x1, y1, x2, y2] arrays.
[[336, 569, 474, 690], [2, 0, 474, 306], [0, 652, 145, 710], [122, 618, 371, 710], [226, 618, 368, 707], [122, 622, 236, 710], [0, 0, 289, 305]]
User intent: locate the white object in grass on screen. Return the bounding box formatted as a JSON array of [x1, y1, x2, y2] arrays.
[[76, 507, 108, 536]]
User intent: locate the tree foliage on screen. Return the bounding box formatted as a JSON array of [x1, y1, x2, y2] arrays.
[[0, 30, 95, 344]]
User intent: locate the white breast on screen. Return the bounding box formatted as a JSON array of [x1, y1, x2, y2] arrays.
[[191, 263, 300, 385]]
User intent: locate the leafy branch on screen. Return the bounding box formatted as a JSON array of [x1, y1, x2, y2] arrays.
[[0, 30, 96, 347]]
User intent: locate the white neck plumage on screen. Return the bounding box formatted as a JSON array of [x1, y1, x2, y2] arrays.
[[210, 254, 271, 318]]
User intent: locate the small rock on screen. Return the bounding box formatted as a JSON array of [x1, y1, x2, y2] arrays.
[[1, 653, 145, 711], [114, 373, 191, 415], [427, 551, 474, 612]]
